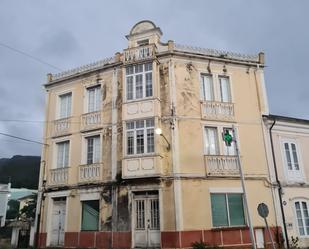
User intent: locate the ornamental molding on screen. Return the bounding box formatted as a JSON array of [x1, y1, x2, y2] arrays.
[[174, 43, 259, 62], [51, 56, 115, 81]]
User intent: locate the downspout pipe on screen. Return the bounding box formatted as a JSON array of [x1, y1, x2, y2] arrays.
[[269, 119, 290, 249]]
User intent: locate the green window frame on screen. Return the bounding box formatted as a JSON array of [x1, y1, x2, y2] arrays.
[[211, 193, 245, 227], [81, 200, 99, 231]]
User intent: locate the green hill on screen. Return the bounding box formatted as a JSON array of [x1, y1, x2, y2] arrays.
[[0, 155, 40, 189]]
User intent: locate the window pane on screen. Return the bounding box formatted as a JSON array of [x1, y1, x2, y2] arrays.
[[87, 138, 94, 164], [135, 74, 143, 99], [59, 93, 72, 118], [205, 127, 218, 155], [211, 194, 228, 227], [145, 63, 152, 71], [145, 72, 153, 97], [295, 202, 305, 235], [219, 77, 231, 102], [228, 194, 245, 226], [81, 200, 99, 231], [147, 128, 154, 153], [127, 131, 134, 155], [201, 75, 214, 101], [93, 136, 100, 163], [223, 128, 236, 156], [136, 130, 144, 154], [126, 66, 134, 75], [95, 87, 101, 111], [57, 141, 69, 168], [135, 64, 143, 73], [146, 118, 154, 128], [126, 76, 133, 100], [88, 88, 95, 112], [284, 143, 293, 170], [126, 121, 134, 130], [302, 202, 309, 235], [291, 143, 299, 170], [136, 120, 144, 129]]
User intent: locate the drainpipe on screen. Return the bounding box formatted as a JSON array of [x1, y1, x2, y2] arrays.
[[269, 119, 290, 249]]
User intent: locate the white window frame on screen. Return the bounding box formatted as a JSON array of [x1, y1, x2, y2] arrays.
[[56, 140, 70, 168], [209, 190, 246, 228], [52, 137, 71, 169], [200, 74, 214, 101], [125, 63, 153, 101], [57, 91, 72, 119], [125, 118, 155, 156], [81, 132, 102, 165], [203, 125, 237, 156], [199, 72, 233, 103], [218, 75, 232, 103], [293, 199, 309, 237], [86, 84, 102, 113], [280, 138, 304, 182], [85, 135, 101, 165]]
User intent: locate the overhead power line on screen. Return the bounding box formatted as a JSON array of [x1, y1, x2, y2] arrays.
[[0, 41, 62, 71], [0, 132, 47, 146]]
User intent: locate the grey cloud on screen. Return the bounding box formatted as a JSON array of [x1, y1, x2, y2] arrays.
[[0, 0, 308, 157]]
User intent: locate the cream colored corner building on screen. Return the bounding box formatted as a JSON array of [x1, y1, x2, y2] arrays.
[[264, 115, 309, 248], [36, 20, 280, 249]]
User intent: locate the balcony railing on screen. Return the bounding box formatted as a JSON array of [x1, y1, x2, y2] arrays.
[[205, 155, 239, 176], [81, 111, 102, 131], [53, 117, 71, 137], [124, 44, 156, 64], [49, 167, 69, 185], [79, 163, 103, 183], [201, 101, 234, 121]]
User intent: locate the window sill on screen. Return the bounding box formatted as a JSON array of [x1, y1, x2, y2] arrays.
[[211, 225, 248, 231], [123, 96, 161, 104], [123, 153, 162, 160]]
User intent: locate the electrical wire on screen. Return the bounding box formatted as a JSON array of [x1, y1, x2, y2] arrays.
[[0, 41, 62, 71], [0, 132, 47, 146]]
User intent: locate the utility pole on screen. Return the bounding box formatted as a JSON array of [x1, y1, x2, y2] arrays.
[[229, 125, 257, 249]]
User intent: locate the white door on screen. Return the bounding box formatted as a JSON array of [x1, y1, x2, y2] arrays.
[[134, 194, 160, 248], [50, 200, 66, 246]]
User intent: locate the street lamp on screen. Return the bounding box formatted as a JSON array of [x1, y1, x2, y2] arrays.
[[155, 128, 170, 151]]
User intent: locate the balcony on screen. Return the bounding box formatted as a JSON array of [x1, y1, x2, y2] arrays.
[[205, 155, 239, 176], [122, 155, 162, 179], [201, 101, 234, 121], [49, 167, 69, 185], [81, 111, 102, 131], [79, 163, 110, 183], [124, 44, 156, 64], [53, 117, 71, 137]]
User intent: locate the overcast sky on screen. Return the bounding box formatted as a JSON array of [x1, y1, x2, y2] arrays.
[[0, 0, 308, 158]]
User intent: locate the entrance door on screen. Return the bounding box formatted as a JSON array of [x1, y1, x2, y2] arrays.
[[134, 193, 160, 248], [50, 200, 66, 246]]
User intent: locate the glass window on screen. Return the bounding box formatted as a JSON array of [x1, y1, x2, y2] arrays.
[[295, 201, 309, 236], [204, 127, 219, 155], [125, 63, 153, 100], [126, 118, 155, 155], [81, 200, 99, 231], [86, 136, 100, 164], [219, 76, 231, 102], [223, 128, 236, 156], [87, 86, 101, 113], [283, 141, 302, 180], [59, 93, 72, 118], [200, 74, 214, 101], [211, 193, 245, 227], [57, 141, 69, 168]]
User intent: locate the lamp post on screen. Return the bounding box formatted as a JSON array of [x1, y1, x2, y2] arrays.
[[155, 128, 170, 151]]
